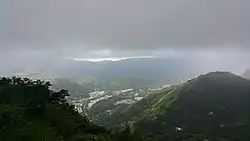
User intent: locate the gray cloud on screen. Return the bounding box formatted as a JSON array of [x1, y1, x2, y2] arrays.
[[0, 0, 250, 57]]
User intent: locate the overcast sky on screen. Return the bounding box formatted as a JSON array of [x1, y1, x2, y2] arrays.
[[0, 0, 250, 59]]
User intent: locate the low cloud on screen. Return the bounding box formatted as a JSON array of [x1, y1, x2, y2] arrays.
[[0, 0, 249, 58]]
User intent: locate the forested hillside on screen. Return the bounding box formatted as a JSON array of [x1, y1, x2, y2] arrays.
[[0, 77, 141, 141], [107, 72, 250, 141], [1, 72, 250, 141]]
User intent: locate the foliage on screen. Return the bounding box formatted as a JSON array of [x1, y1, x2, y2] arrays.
[[4, 72, 250, 141], [0, 77, 141, 141], [113, 72, 250, 141]]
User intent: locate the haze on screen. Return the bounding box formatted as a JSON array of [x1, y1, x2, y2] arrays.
[[0, 0, 249, 75]]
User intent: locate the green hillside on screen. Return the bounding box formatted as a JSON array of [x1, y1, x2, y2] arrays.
[[86, 86, 178, 130], [122, 72, 250, 141], [0, 77, 141, 141], [2, 72, 250, 141]]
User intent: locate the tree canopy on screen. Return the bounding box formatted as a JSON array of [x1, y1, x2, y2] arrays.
[[0, 77, 141, 141]]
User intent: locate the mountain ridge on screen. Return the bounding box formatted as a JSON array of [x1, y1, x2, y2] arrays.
[[115, 72, 250, 140]]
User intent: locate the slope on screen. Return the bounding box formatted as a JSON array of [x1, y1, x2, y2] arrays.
[[124, 72, 250, 141], [0, 77, 141, 141]]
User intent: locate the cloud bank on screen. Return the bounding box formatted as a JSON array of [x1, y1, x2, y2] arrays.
[[0, 0, 249, 58]]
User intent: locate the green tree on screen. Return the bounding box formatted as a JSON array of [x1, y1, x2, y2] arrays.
[[0, 77, 114, 141]]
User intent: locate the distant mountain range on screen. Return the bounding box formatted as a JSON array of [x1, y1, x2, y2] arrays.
[[7, 58, 204, 89], [93, 72, 250, 141], [5, 57, 249, 89], [6, 57, 250, 141], [5, 64, 250, 140]]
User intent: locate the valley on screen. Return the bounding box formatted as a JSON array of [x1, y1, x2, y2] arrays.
[[72, 71, 250, 141], [5, 60, 250, 141], [1, 1, 250, 140]]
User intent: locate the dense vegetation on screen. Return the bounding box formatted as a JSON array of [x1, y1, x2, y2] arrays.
[[2, 72, 250, 141], [131, 72, 250, 140], [101, 72, 250, 141], [0, 77, 141, 141], [90, 86, 178, 130]]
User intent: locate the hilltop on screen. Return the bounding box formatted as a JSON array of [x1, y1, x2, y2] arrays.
[[2, 72, 250, 141], [118, 72, 250, 141]]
